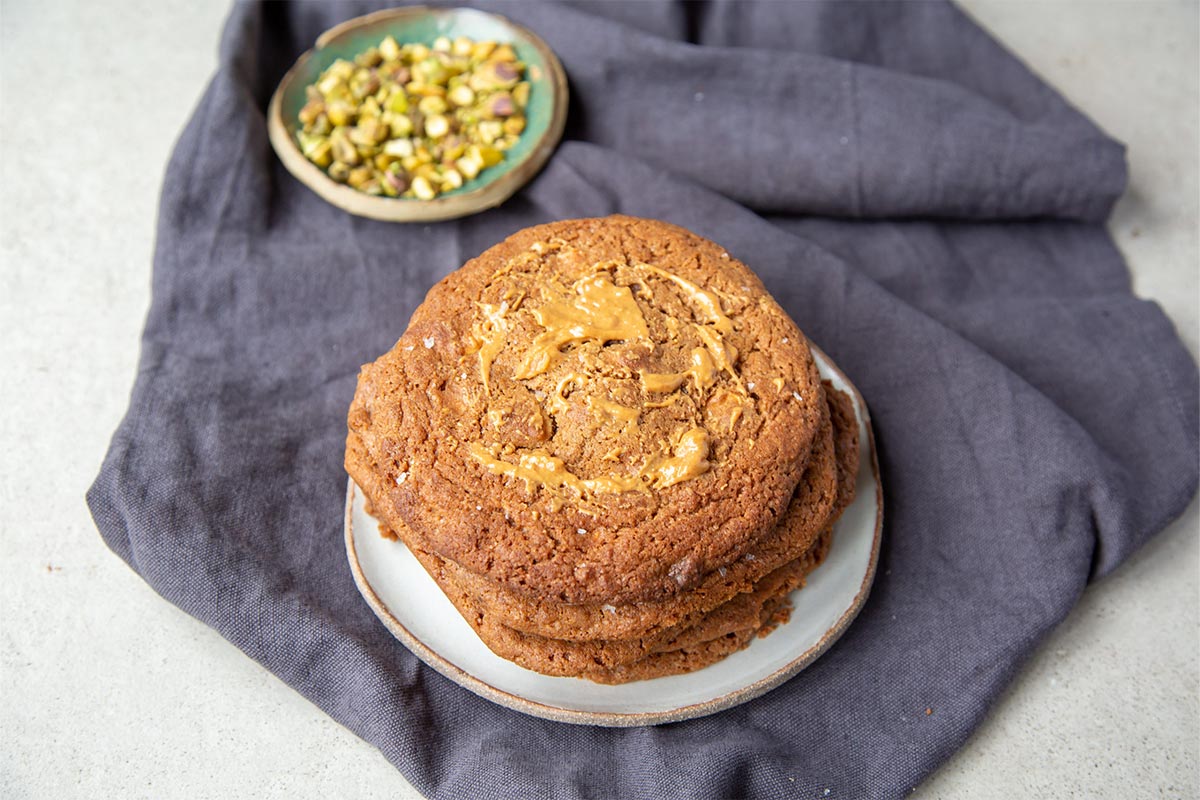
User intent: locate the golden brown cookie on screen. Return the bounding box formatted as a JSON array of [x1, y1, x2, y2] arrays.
[[410, 528, 834, 680], [400, 385, 859, 644], [347, 216, 826, 604]]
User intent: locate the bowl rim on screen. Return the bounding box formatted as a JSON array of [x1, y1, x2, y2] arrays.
[[267, 5, 568, 223]]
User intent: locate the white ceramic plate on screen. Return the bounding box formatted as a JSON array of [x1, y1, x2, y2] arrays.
[[345, 347, 882, 726]]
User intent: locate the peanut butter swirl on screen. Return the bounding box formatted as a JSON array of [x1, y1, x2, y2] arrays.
[[465, 251, 752, 497]]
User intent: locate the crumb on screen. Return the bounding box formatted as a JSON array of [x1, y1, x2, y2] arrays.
[[925, 707, 932, 716], [45, 564, 62, 573]]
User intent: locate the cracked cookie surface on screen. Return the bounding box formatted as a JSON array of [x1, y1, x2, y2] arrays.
[[346, 216, 825, 604]]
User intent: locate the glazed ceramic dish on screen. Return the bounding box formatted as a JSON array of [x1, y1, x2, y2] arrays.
[[345, 348, 882, 726], [268, 6, 567, 222]]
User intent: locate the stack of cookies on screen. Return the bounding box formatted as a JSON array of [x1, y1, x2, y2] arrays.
[[346, 216, 859, 684]]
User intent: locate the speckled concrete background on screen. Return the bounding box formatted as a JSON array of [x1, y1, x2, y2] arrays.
[[1, 2, 1195, 797]]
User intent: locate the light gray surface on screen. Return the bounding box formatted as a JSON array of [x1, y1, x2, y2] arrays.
[[0, 1, 1195, 798]]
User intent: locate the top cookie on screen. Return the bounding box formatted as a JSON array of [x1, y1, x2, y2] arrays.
[[346, 216, 825, 604]]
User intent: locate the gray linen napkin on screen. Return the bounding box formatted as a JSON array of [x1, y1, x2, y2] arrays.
[[88, 2, 1198, 797]]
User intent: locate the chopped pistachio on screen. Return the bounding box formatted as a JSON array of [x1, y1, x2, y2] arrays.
[[414, 163, 441, 182], [385, 90, 409, 113], [355, 47, 382, 68], [405, 81, 446, 98], [503, 115, 526, 136], [423, 114, 449, 139], [490, 44, 517, 63], [317, 74, 344, 96], [456, 154, 482, 179], [328, 59, 355, 80], [379, 36, 401, 62], [447, 84, 475, 108], [330, 134, 360, 166], [381, 169, 408, 196], [359, 96, 381, 118], [384, 138, 415, 158], [512, 82, 531, 108], [477, 120, 503, 144], [412, 56, 448, 85], [471, 40, 497, 61], [387, 114, 413, 138], [347, 165, 374, 188], [410, 175, 436, 200], [476, 145, 503, 167], [298, 99, 325, 125], [418, 95, 448, 115], [303, 137, 333, 168], [310, 114, 331, 136], [297, 33, 531, 201], [325, 100, 355, 127], [487, 93, 516, 118], [327, 161, 351, 182]]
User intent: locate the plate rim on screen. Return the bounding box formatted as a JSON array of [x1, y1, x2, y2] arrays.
[[344, 343, 883, 726]]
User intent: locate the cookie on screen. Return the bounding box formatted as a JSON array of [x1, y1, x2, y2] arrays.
[[579, 528, 835, 684], [410, 528, 835, 679], [403, 384, 858, 644], [347, 216, 826, 604]]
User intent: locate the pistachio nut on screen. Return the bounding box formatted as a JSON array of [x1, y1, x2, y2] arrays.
[[297, 33, 531, 200]]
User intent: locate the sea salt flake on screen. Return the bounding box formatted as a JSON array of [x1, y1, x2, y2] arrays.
[[782, 337, 789, 344], [602, 604, 617, 614], [577, 528, 587, 535], [403, 345, 414, 351], [476, 505, 482, 511], [395, 472, 409, 486], [747, 382, 756, 391], [793, 392, 803, 402], [423, 336, 435, 349]]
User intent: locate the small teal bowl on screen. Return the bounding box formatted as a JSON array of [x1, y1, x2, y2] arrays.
[[268, 6, 568, 222]]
